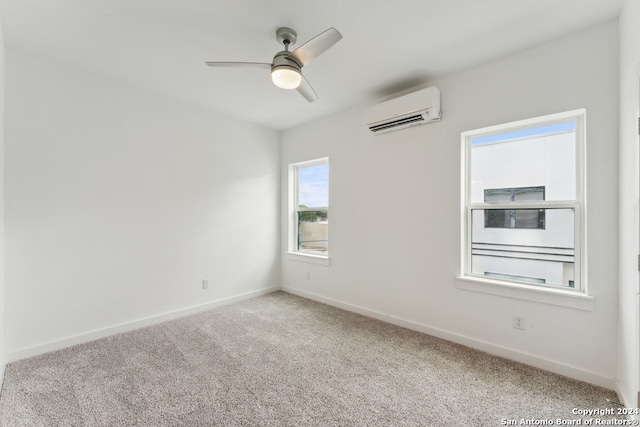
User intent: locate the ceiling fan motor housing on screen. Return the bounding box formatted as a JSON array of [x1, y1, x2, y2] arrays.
[[271, 51, 303, 89], [271, 50, 302, 73]]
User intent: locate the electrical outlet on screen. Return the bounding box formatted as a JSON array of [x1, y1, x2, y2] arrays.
[[202, 279, 210, 290], [305, 272, 311, 280], [513, 315, 526, 330]]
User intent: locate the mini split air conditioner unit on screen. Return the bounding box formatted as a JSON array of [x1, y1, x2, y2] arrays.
[[365, 86, 441, 134]]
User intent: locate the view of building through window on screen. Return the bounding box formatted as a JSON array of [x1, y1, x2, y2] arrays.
[[295, 161, 329, 255], [484, 186, 546, 229], [465, 117, 581, 289]]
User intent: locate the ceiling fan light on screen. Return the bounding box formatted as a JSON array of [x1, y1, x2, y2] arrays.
[[271, 66, 302, 89]]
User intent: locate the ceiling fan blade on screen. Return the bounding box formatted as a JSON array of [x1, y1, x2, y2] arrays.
[[290, 27, 342, 67], [296, 74, 318, 103], [206, 61, 271, 69]]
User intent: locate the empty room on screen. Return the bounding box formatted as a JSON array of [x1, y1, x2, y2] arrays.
[[0, 0, 638, 425]]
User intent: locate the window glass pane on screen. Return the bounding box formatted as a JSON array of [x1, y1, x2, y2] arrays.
[[484, 209, 545, 229], [513, 186, 544, 201], [514, 208, 545, 229], [484, 188, 512, 202], [471, 208, 574, 287], [485, 209, 511, 228], [298, 210, 328, 254], [298, 163, 329, 208], [295, 160, 328, 255], [484, 272, 545, 284], [470, 122, 576, 203], [484, 187, 545, 229]]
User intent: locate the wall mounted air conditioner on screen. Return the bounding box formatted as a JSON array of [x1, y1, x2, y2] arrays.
[[365, 86, 441, 134]]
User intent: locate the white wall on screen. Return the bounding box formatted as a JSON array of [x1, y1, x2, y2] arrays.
[[4, 50, 281, 357], [281, 21, 619, 388], [618, 0, 640, 408]]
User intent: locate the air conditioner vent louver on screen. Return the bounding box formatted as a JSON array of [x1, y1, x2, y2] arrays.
[[365, 87, 441, 135], [368, 114, 425, 133]]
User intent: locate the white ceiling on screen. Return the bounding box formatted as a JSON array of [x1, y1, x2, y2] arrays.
[[0, 0, 623, 130]]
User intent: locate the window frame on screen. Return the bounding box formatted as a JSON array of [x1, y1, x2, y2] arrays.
[[459, 109, 590, 308], [483, 186, 546, 229], [286, 157, 330, 264]]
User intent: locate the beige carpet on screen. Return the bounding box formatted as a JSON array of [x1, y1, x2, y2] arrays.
[[0, 291, 623, 426]]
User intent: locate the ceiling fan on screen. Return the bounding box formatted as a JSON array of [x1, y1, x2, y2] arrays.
[[206, 27, 343, 102]]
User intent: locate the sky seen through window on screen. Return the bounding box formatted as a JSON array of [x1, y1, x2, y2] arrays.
[[298, 163, 329, 208]]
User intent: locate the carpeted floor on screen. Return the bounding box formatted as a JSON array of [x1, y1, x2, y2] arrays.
[[0, 291, 624, 426]]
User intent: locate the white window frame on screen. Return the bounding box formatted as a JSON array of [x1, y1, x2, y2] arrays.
[[458, 110, 593, 310], [286, 157, 330, 265]]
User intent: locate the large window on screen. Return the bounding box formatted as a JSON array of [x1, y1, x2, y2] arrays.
[[289, 158, 329, 258], [461, 110, 585, 291]]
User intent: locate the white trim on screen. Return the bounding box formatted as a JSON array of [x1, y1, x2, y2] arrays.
[[290, 157, 329, 169], [462, 109, 586, 141], [615, 378, 638, 410], [576, 110, 587, 294], [5, 286, 280, 363], [470, 201, 577, 210], [471, 128, 576, 148], [285, 252, 330, 265], [281, 286, 613, 390], [456, 276, 594, 311], [0, 356, 5, 397]]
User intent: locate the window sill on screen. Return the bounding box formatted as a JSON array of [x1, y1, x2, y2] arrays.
[[456, 275, 594, 311], [285, 252, 331, 266]]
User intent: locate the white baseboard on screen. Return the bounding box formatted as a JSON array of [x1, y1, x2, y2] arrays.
[[282, 286, 616, 390], [614, 378, 638, 410], [6, 286, 280, 363], [0, 355, 5, 396]]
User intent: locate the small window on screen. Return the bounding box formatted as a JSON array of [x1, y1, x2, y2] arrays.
[[288, 158, 329, 257], [484, 186, 545, 229], [461, 110, 585, 291]]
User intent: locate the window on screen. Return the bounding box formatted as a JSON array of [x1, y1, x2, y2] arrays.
[[484, 186, 545, 229], [288, 158, 329, 259], [461, 110, 585, 292]]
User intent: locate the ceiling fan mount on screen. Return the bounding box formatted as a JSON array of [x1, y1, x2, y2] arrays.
[[275, 27, 297, 48], [206, 26, 343, 102]]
